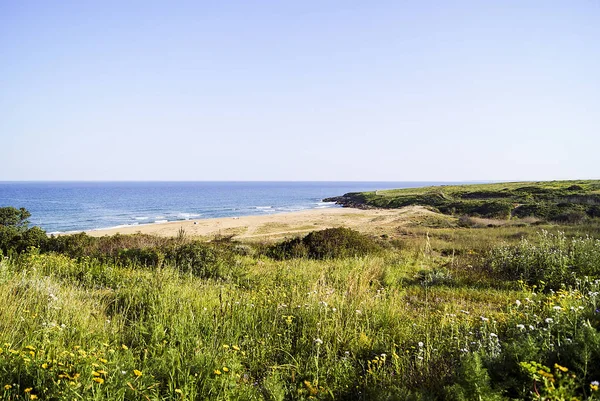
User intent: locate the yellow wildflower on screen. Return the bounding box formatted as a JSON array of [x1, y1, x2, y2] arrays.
[[223, 367, 229, 372], [97, 370, 108, 375], [214, 369, 222, 375], [99, 358, 108, 363], [232, 345, 240, 351], [25, 345, 35, 351], [222, 344, 229, 349], [133, 369, 142, 377], [24, 388, 32, 393], [30, 395, 38, 400], [92, 371, 101, 377], [4, 384, 12, 390], [554, 363, 568, 373], [175, 389, 183, 394], [121, 344, 128, 350], [93, 378, 104, 384]]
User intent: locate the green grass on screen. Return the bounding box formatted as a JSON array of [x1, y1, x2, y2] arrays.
[[2, 221, 600, 400], [324, 180, 600, 222]]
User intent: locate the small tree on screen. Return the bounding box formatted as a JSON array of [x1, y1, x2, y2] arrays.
[[0, 207, 31, 230]]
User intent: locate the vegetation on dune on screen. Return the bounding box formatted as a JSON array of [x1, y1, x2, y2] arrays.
[[324, 180, 600, 222], [2, 204, 600, 400]]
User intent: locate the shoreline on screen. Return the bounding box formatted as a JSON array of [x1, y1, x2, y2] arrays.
[[79, 206, 442, 240]]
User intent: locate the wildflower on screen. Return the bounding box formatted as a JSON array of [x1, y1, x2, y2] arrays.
[[418, 342, 424, 348], [554, 364, 568, 372], [222, 367, 229, 372], [214, 369, 221, 375], [591, 381, 599, 391], [93, 377, 104, 384], [133, 369, 142, 377], [41, 363, 48, 369], [529, 325, 535, 330], [314, 338, 323, 345], [545, 318, 554, 324], [553, 306, 562, 311], [232, 345, 240, 351], [460, 310, 470, 314], [490, 333, 498, 338], [332, 307, 337, 312], [515, 300, 521, 306], [4, 384, 12, 390], [121, 344, 128, 350], [30, 395, 38, 400], [417, 356, 423, 360], [480, 316, 489, 322], [24, 388, 32, 393], [222, 344, 229, 349], [516, 324, 525, 330]]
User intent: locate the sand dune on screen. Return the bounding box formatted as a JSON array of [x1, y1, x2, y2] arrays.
[[86, 206, 446, 241]]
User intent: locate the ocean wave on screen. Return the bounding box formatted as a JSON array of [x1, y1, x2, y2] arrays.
[[254, 206, 273, 210], [154, 219, 168, 224], [134, 216, 149, 220], [178, 213, 201, 219]]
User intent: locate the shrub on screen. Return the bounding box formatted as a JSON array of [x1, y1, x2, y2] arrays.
[[167, 242, 237, 280], [268, 227, 383, 260], [486, 230, 600, 289]]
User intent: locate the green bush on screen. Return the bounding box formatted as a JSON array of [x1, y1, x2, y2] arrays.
[[268, 227, 383, 260], [486, 230, 600, 289], [168, 242, 238, 280]]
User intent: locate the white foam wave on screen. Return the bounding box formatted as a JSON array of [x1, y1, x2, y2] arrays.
[[178, 213, 201, 219]]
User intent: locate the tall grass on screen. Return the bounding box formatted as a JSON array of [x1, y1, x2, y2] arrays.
[[1, 227, 600, 400]]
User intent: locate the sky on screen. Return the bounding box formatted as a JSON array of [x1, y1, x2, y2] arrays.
[[1, 0, 598, 181]]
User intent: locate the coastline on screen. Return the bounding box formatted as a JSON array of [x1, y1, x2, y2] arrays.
[[82, 206, 442, 240]]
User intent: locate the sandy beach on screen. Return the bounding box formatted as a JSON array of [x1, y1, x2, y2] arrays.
[[85, 206, 446, 241]]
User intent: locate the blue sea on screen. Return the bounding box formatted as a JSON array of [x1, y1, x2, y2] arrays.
[[0, 181, 455, 233]]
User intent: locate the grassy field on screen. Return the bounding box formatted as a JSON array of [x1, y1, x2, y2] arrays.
[[324, 180, 600, 223], [1, 192, 600, 400]]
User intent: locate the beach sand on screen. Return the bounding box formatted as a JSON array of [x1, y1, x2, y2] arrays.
[[85, 206, 450, 241]]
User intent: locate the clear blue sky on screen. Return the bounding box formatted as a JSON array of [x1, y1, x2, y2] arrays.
[[1, 1, 598, 181]]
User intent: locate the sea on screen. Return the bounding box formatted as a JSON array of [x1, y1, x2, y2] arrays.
[[0, 181, 455, 234]]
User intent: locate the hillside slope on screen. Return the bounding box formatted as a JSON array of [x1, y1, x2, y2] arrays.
[[324, 180, 600, 222]]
